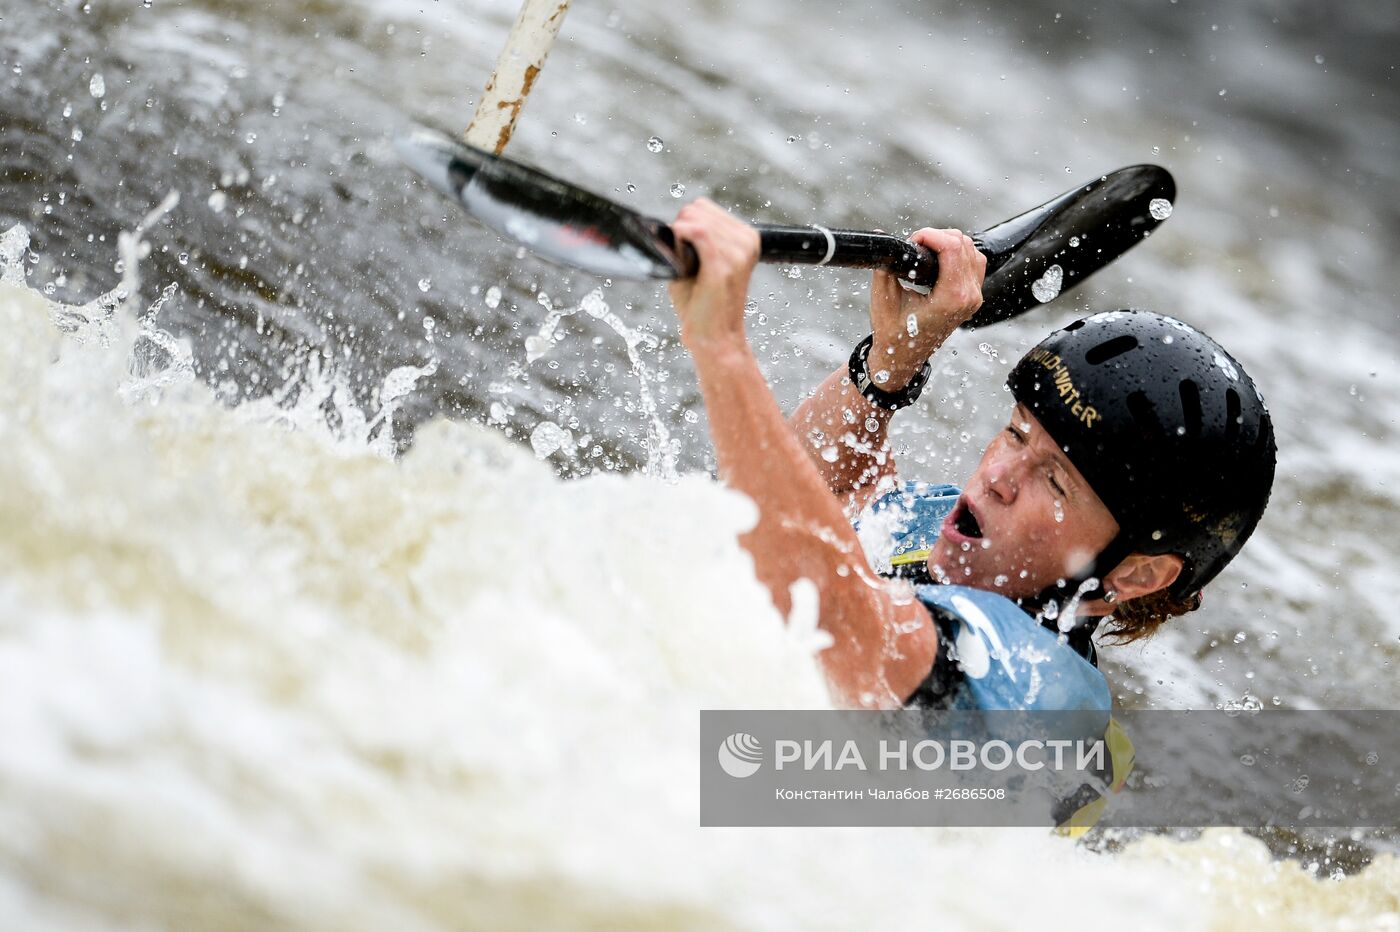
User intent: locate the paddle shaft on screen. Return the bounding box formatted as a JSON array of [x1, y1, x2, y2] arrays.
[[664, 224, 948, 288], [464, 0, 572, 154], [396, 131, 1174, 325]]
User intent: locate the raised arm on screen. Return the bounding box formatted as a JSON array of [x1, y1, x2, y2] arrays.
[[791, 229, 988, 512], [668, 200, 936, 708]]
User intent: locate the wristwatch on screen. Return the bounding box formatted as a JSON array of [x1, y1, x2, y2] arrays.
[[847, 334, 932, 411]]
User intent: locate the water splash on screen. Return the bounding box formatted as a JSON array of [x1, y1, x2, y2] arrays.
[[1052, 577, 1103, 633], [0, 225, 29, 286], [20, 193, 178, 353], [524, 293, 574, 364], [530, 420, 573, 459], [123, 282, 196, 402], [236, 349, 438, 458], [34, 190, 435, 455], [523, 288, 678, 479], [1030, 264, 1064, 303]]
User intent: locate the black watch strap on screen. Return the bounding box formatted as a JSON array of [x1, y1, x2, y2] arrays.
[[847, 334, 932, 411]]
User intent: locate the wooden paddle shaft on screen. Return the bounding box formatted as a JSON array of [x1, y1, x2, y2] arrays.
[[465, 0, 572, 154]]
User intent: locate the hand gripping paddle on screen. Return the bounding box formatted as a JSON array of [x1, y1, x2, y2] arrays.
[[397, 129, 1174, 329]]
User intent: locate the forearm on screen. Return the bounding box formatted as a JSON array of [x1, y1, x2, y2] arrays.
[[792, 258, 975, 507], [690, 337, 931, 707], [789, 328, 958, 508], [664, 202, 951, 708], [790, 366, 898, 509]]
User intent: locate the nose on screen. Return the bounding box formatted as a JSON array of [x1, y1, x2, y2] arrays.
[[983, 445, 1028, 504]]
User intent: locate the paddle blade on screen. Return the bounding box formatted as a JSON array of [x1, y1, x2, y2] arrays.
[[964, 165, 1176, 329], [396, 131, 690, 281]]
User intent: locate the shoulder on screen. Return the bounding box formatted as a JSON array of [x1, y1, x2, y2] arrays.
[[909, 585, 1111, 716]]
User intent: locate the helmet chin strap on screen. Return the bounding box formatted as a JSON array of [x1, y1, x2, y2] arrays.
[[1016, 534, 1134, 628]]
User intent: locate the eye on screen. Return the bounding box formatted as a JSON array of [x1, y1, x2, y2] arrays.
[[1047, 471, 1067, 497], [1005, 424, 1025, 444]]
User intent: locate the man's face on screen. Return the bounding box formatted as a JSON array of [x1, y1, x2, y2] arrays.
[[929, 404, 1119, 599]]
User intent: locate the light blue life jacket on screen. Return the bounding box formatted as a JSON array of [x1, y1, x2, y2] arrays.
[[858, 482, 1110, 717], [859, 482, 1131, 832]]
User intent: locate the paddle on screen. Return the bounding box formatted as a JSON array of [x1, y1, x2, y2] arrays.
[[397, 130, 1174, 329]]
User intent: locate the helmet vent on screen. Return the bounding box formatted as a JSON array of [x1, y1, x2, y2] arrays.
[[1255, 411, 1274, 454], [1127, 390, 1159, 432], [1179, 379, 1203, 437], [1225, 388, 1242, 441], [1085, 335, 1138, 364]]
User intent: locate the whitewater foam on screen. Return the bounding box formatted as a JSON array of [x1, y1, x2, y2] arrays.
[[1, 228, 1396, 929]]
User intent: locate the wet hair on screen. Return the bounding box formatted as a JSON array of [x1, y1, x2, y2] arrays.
[[1097, 588, 1204, 643]]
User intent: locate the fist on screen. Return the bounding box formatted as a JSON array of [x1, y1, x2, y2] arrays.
[[667, 199, 761, 350], [868, 228, 986, 389]]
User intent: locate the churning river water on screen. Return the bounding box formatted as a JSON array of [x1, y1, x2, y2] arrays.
[[2, 0, 1399, 928]]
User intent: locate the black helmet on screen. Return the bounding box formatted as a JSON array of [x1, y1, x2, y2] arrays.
[[1006, 310, 1276, 599]]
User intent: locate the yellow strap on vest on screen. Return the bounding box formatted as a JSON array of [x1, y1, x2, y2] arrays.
[[1104, 717, 1135, 792], [1056, 796, 1108, 838], [890, 547, 932, 567], [1055, 716, 1136, 836]]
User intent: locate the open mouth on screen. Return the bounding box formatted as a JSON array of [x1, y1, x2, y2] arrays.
[[951, 499, 984, 539]]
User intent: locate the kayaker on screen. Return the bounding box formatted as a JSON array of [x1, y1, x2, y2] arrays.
[[667, 197, 1277, 714]]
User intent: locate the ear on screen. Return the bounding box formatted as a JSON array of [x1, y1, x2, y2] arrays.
[[1079, 552, 1184, 616]]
